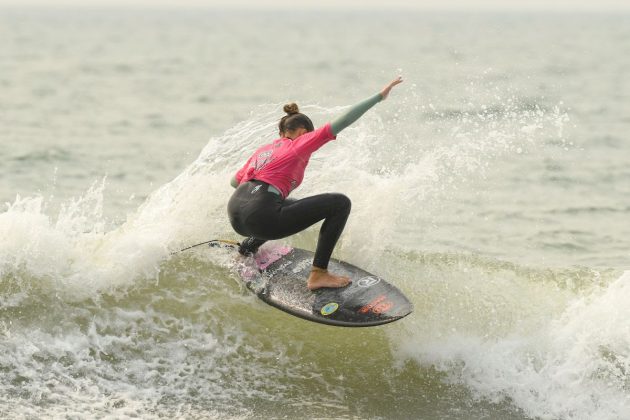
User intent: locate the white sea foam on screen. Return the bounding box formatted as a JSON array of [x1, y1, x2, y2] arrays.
[[395, 258, 630, 420], [0, 181, 169, 299]]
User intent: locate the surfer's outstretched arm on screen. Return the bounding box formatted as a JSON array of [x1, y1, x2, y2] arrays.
[[330, 76, 403, 136]]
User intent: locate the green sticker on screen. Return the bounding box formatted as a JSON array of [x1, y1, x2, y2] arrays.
[[320, 302, 339, 316]]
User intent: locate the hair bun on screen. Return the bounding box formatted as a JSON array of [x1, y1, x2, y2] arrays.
[[283, 103, 299, 115]]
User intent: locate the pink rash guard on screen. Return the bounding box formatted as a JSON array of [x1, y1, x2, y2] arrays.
[[234, 123, 336, 198]]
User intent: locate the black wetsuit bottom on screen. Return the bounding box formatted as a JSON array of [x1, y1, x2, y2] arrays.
[[227, 180, 351, 269]]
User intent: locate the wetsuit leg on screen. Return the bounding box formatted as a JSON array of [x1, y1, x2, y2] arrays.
[[237, 197, 297, 256], [228, 183, 351, 269], [273, 193, 351, 269]]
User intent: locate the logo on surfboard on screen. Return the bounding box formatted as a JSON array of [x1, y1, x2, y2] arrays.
[[357, 276, 381, 288]]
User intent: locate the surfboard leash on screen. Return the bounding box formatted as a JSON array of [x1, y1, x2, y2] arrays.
[[173, 239, 239, 254]]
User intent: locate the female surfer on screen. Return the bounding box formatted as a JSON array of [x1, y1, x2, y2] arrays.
[[228, 76, 403, 290]]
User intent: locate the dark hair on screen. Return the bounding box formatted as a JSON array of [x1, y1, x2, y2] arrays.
[[278, 103, 314, 135]]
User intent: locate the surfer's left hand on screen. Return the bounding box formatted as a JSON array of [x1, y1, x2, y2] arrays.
[[380, 76, 403, 100]]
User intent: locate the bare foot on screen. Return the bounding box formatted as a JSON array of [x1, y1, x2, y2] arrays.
[[307, 267, 350, 290]]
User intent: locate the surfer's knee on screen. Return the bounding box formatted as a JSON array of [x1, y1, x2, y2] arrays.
[[330, 193, 351, 214]]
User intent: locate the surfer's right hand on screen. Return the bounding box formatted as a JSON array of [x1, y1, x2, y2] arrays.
[[380, 76, 403, 100]]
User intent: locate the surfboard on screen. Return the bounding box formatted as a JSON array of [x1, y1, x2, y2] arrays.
[[211, 240, 413, 327]]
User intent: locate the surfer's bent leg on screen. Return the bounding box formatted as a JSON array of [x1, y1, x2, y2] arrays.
[[228, 185, 298, 255], [229, 181, 351, 271], [277, 193, 352, 290], [232, 190, 351, 266], [276, 193, 351, 268], [310, 194, 351, 269], [237, 197, 299, 255], [228, 184, 351, 289]]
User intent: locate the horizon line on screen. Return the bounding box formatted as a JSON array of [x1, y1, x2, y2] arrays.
[[1, 4, 630, 13]]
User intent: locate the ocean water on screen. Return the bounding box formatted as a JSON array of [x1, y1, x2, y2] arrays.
[[1, 7, 630, 419]]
